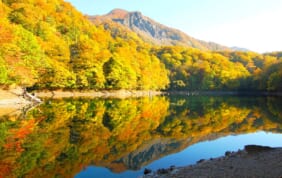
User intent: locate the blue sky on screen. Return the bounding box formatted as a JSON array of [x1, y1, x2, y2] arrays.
[[66, 0, 282, 53]]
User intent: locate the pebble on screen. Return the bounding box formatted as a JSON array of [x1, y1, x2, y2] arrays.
[[144, 168, 152, 175]]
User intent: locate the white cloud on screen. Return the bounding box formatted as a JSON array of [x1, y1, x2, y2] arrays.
[[194, 9, 282, 53]]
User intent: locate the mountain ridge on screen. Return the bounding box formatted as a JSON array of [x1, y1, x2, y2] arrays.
[[89, 9, 231, 51]]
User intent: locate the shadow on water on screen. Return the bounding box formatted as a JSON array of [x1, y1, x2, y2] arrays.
[[0, 95, 282, 177]]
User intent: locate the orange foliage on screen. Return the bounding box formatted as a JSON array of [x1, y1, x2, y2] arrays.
[[4, 119, 36, 153]]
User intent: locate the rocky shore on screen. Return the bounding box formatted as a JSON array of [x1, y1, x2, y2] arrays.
[[141, 145, 282, 178]]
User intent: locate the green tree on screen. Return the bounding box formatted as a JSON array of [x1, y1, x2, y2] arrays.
[[267, 71, 282, 91], [103, 57, 136, 89], [0, 56, 8, 84]]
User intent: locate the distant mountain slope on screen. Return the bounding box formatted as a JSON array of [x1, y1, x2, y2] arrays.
[[89, 9, 230, 51], [231, 46, 250, 52]]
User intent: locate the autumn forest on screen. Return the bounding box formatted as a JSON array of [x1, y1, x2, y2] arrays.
[[0, 0, 282, 91]]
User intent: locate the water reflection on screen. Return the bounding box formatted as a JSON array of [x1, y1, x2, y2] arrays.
[[0, 96, 281, 178]]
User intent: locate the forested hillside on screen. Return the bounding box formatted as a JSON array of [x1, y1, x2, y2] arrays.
[[0, 0, 169, 90], [0, 0, 281, 91], [154, 47, 282, 91]]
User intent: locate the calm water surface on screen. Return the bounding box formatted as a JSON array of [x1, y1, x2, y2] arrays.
[[0, 96, 282, 178]]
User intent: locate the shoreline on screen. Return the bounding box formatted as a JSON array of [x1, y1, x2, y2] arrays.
[[0, 89, 164, 115], [34, 90, 164, 99], [1, 89, 282, 106], [141, 145, 282, 178], [28, 90, 282, 99], [166, 90, 282, 96]]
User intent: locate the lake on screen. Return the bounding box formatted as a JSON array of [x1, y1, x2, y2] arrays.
[[0, 95, 282, 178]]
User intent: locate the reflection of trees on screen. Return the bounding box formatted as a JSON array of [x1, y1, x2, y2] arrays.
[[158, 97, 282, 141], [0, 96, 282, 177]]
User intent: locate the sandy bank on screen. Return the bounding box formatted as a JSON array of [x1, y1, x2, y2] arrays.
[[0, 88, 32, 117], [35, 90, 164, 98], [142, 145, 282, 178], [0, 88, 31, 106]]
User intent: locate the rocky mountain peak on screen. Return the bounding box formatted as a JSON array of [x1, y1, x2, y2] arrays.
[[107, 8, 128, 19], [89, 9, 230, 51]]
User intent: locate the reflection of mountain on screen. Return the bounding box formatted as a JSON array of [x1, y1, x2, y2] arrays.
[[0, 96, 282, 177], [111, 138, 184, 172]]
